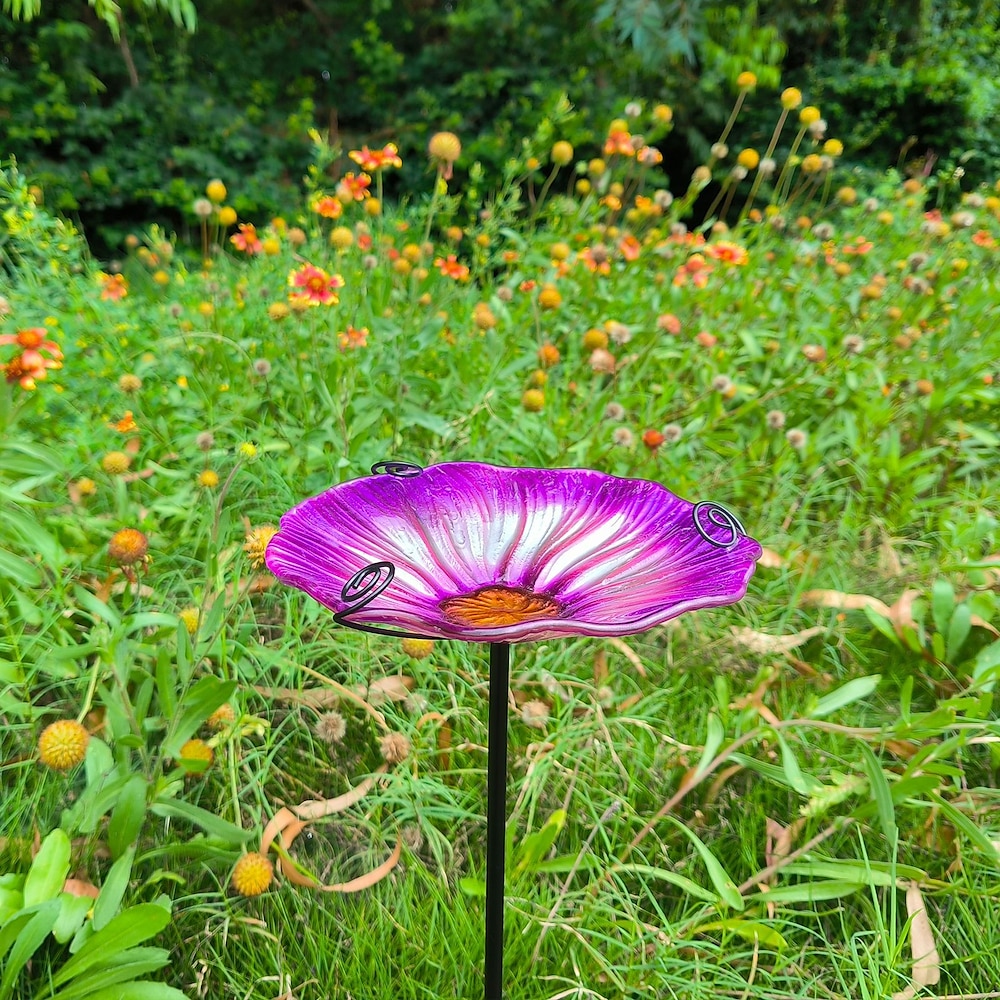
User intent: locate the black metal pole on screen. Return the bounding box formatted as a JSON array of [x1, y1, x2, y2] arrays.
[[485, 641, 510, 1000]]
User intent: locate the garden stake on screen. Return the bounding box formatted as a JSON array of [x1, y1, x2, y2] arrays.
[[265, 460, 761, 1000], [485, 641, 511, 1000]]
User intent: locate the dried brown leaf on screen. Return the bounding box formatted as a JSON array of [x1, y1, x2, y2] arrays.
[[62, 878, 100, 899], [887, 589, 921, 636], [355, 675, 414, 704], [891, 882, 940, 1000], [756, 547, 786, 569], [730, 625, 826, 655], [800, 589, 892, 617]]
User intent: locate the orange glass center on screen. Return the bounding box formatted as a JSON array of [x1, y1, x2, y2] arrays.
[[440, 586, 561, 628]]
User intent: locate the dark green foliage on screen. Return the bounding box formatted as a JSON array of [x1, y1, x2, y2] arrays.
[[2, 0, 999, 251]]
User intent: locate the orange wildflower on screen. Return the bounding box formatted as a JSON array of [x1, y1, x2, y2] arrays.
[[287, 264, 345, 307], [604, 129, 635, 157], [230, 223, 263, 254], [313, 195, 343, 219], [1, 327, 63, 389], [336, 172, 372, 202], [618, 234, 641, 262], [704, 241, 749, 265], [349, 144, 402, 172], [337, 325, 370, 350], [636, 145, 663, 166], [110, 410, 138, 433], [99, 273, 128, 301], [434, 255, 470, 281]]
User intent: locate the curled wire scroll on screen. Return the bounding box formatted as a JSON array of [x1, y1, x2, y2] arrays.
[[370, 461, 423, 477], [332, 560, 436, 640], [692, 501, 747, 551]]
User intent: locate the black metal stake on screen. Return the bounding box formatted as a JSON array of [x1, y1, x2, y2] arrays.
[[485, 641, 511, 1000]]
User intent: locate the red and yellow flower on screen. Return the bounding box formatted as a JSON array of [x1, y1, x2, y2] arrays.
[[434, 255, 470, 281], [1, 327, 63, 390], [287, 264, 345, 307], [349, 144, 402, 172], [336, 172, 372, 202], [99, 273, 128, 301], [230, 223, 263, 254]]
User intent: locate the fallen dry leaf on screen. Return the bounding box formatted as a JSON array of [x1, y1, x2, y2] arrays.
[[730, 625, 826, 655], [756, 547, 786, 569], [62, 878, 100, 899], [891, 881, 941, 1000], [800, 589, 892, 617]]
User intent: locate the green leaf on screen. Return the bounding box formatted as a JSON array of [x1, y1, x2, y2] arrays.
[[693, 714, 725, 781], [692, 918, 786, 949], [664, 817, 743, 911], [162, 677, 236, 758], [48, 948, 172, 1000], [108, 776, 148, 860], [811, 675, 881, 718], [972, 639, 1000, 692], [59, 983, 188, 1000], [149, 800, 253, 844], [744, 879, 866, 904], [858, 743, 897, 848], [50, 904, 172, 989], [92, 848, 134, 932], [0, 899, 60, 1000], [931, 579, 955, 636], [514, 810, 565, 874], [773, 732, 820, 796], [607, 863, 719, 904], [945, 602, 972, 663], [458, 877, 485, 897], [52, 894, 94, 946], [23, 829, 72, 907], [928, 792, 1000, 859]]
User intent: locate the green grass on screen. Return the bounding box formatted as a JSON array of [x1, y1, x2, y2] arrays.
[[2, 91, 1000, 999]]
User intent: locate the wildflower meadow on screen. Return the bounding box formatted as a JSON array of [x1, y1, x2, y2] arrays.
[[2, 78, 1000, 1000]]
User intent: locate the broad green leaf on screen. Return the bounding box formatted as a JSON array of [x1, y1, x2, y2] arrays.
[[945, 602, 972, 664], [774, 732, 820, 796], [514, 810, 565, 874], [811, 675, 881, 718], [149, 800, 253, 844], [458, 877, 485, 897], [92, 848, 135, 931], [664, 817, 743, 911], [0, 900, 60, 1000], [48, 948, 171, 1000], [931, 579, 955, 636], [108, 776, 148, 860], [744, 879, 866, 904], [0, 548, 42, 587], [693, 714, 725, 781], [607, 863, 719, 904], [52, 893, 94, 945], [971, 639, 1000, 692], [692, 918, 787, 949], [50, 904, 172, 988], [162, 677, 236, 757], [61, 983, 188, 1000], [858, 743, 897, 848], [23, 829, 71, 907]]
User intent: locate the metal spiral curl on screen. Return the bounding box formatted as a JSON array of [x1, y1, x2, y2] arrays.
[[692, 501, 747, 551], [333, 559, 437, 640], [370, 460, 424, 478]]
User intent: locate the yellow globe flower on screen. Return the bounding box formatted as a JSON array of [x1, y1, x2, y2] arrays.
[[38, 720, 89, 771], [232, 852, 274, 897], [205, 179, 227, 203], [780, 87, 803, 110]]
